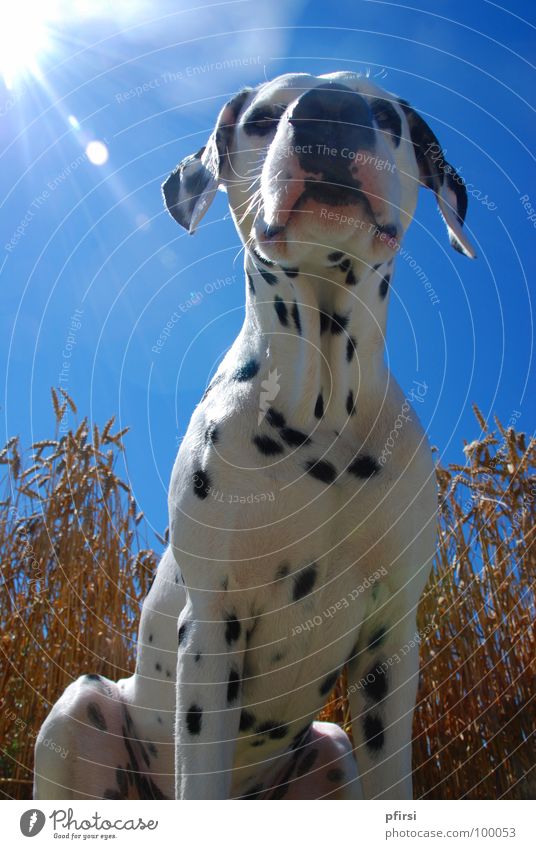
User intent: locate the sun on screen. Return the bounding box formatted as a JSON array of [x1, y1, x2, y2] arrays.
[[0, 0, 59, 90]]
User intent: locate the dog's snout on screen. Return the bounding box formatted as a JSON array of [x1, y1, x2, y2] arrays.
[[288, 82, 376, 169]]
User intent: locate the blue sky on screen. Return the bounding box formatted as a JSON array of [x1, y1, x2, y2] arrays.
[[1, 0, 534, 549]]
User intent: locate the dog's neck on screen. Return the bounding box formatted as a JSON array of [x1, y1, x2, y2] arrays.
[[239, 248, 394, 430]]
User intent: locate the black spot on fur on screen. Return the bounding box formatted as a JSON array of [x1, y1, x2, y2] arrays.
[[194, 652, 201, 663], [239, 710, 255, 731], [280, 427, 310, 448], [319, 310, 330, 335], [227, 669, 241, 702], [326, 767, 345, 782], [266, 407, 286, 429], [339, 258, 351, 272], [257, 720, 289, 739], [379, 275, 390, 299], [155, 662, 162, 672], [346, 335, 357, 362], [186, 704, 203, 735], [348, 454, 379, 478], [283, 266, 299, 278], [364, 662, 388, 702], [296, 748, 319, 777], [234, 359, 260, 382], [274, 295, 288, 326], [346, 268, 357, 285], [87, 702, 107, 731], [363, 713, 385, 751], [319, 670, 339, 697], [368, 627, 387, 651], [305, 458, 336, 484], [331, 312, 349, 335], [193, 468, 211, 499], [314, 393, 324, 419], [253, 434, 284, 455], [148, 634, 153, 643], [291, 302, 302, 334], [259, 268, 278, 286], [225, 613, 241, 644], [328, 251, 344, 262], [293, 563, 317, 601], [276, 561, 290, 580], [85, 673, 101, 681], [346, 390, 356, 416]]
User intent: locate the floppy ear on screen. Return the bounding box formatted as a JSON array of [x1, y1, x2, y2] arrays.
[[400, 101, 476, 259], [162, 88, 251, 233]]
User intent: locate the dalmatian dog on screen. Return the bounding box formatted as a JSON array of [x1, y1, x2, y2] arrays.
[[34, 71, 475, 801]]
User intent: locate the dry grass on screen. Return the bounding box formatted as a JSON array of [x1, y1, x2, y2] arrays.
[[0, 390, 156, 798], [321, 408, 536, 799], [1, 392, 534, 799]]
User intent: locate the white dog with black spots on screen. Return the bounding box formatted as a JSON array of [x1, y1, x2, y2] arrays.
[[34, 71, 475, 801]]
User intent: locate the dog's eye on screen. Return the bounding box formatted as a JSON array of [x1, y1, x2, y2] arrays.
[[243, 104, 286, 136], [371, 99, 402, 147]]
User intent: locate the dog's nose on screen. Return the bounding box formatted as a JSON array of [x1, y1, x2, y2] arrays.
[[288, 83, 376, 173]]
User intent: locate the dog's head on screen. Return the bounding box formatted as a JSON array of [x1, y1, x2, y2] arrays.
[[162, 72, 476, 267]]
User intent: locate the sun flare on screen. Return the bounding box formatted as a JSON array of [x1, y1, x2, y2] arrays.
[[0, 0, 59, 90]]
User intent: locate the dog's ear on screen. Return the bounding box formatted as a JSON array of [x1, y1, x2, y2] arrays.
[[162, 88, 251, 234], [400, 100, 476, 259]]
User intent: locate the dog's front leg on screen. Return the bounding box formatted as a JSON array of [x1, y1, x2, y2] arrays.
[[174, 593, 245, 799], [347, 604, 421, 800]]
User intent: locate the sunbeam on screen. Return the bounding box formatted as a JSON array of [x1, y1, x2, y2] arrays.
[[0, 0, 60, 90]]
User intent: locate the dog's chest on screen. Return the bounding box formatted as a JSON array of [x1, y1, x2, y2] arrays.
[[170, 379, 421, 581]]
